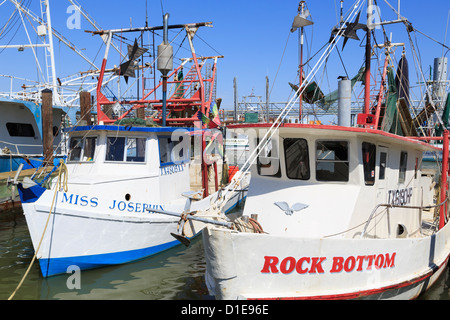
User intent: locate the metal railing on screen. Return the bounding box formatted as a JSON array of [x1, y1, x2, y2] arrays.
[[360, 200, 447, 239]]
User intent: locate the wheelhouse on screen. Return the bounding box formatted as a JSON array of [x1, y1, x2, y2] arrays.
[[230, 124, 438, 239]]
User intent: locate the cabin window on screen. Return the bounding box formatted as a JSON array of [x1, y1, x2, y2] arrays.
[[126, 138, 146, 162], [256, 137, 281, 178], [284, 138, 310, 180], [68, 136, 96, 162], [398, 151, 408, 183], [6, 123, 35, 137], [158, 135, 189, 166], [414, 157, 419, 179], [316, 140, 349, 182], [379, 152, 387, 180], [106, 137, 125, 161], [362, 142, 376, 186], [106, 137, 147, 162]]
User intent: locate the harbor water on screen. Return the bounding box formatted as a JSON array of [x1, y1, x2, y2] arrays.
[[0, 206, 448, 300]]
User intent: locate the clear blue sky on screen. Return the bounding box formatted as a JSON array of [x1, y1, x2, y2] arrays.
[[1, 0, 449, 111]]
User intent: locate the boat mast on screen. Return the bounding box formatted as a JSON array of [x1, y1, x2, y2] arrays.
[[291, 1, 313, 123], [364, 0, 373, 114], [298, 1, 305, 122]]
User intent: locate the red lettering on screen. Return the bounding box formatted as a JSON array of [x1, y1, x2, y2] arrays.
[[261, 256, 279, 273], [280, 257, 296, 274], [309, 257, 326, 273], [330, 257, 344, 273], [365, 255, 376, 270], [296, 257, 310, 274], [375, 254, 384, 269], [384, 252, 396, 268], [344, 256, 356, 272], [262, 253, 396, 275], [356, 255, 366, 271]]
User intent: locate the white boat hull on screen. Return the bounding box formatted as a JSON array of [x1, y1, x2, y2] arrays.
[[203, 222, 450, 300], [21, 186, 245, 277]]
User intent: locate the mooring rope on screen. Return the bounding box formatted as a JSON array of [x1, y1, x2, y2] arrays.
[[8, 160, 68, 300]]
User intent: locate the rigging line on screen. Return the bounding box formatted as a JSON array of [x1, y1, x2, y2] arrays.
[[0, 0, 29, 39], [269, 31, 291, 98], [16, 4, 45, 82], [373, 0, 389, 43], [218, 0, 365, 206], [0, 4, 19, 39], [406, 28, 445, 128], [195, 33, 223, 57], [159, 0, 165, 17], [409, 23, 450, 51], [335, 46, 349, 78], [301, 41, 330, 68], [442, 10, 450, 57]]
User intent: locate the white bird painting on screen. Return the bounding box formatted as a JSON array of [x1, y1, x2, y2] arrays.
[[274, 201, 308, 216]]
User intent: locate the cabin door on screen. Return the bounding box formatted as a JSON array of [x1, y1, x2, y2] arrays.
[[376, 146, 389, 204]]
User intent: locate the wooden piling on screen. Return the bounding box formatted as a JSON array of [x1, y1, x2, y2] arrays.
[[41, 89, 53, 163], [79, 91, 92, 125]]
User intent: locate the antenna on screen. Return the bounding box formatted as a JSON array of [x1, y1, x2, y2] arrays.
[[145, 0, 149, 27]]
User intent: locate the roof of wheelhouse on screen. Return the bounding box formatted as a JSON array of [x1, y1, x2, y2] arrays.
[[227, 123, 440, 152], [65, 125, 195, 134]]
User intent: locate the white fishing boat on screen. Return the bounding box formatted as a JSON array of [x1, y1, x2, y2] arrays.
[[195, 1, 450, 300], [18, 124, 246, 277], [14, 15, 247, 277]]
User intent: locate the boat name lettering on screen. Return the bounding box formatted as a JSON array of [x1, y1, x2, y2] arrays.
[[108, 200, 164, 212], [160, 164, 185, 176], [387, 188, 413, 206], [62, 193, 99, 207], [261, 253, 396, 274]]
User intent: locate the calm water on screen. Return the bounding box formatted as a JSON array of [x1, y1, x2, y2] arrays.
[[0, 207, 448, 300], [0, 207, 213, 300]]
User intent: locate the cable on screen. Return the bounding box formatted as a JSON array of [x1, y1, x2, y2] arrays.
[[8, 159, 68, 300]]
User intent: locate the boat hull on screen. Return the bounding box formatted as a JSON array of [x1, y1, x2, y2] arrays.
[[202, 222, 450, 300], [21, 187, 245, 277]]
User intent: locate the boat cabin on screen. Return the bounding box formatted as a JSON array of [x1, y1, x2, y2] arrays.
[[0, 99, 64, 171], [64, 125, 211, 210], [231, 124, 439, 240]]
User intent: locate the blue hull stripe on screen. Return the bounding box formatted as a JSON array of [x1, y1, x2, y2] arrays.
[[39, 238, 181, 277]]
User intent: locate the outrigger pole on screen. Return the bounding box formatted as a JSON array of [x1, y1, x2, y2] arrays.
[[86, 22, 212, 36]]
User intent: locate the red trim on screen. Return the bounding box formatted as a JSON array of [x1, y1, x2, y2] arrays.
[[440, 130, 449, 230], [226, 123, 441, 151], [247, 254, 450, 300], [96, 59, 110, 124]]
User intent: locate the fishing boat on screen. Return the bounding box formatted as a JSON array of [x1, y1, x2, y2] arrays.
[[0, 0, 114, 206], [194, 1, 450, 300], [14, 15, 247, 277]]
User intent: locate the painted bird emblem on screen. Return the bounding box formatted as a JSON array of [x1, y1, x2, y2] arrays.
[[274, 201, 308, 216]]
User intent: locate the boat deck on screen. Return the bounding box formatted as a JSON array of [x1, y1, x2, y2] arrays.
[[419, 209, 439, 237]]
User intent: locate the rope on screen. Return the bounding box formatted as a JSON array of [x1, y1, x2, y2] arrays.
[[233, 217, 265, 234], [8, 159, 68, 300]]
